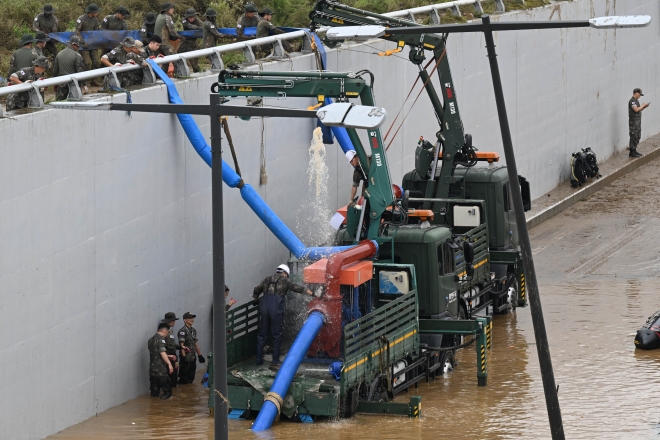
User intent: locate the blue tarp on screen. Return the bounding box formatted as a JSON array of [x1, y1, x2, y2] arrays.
[[47, 27, 300, 50]]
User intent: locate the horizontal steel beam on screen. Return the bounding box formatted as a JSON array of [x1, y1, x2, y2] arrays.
[[49, 102, 318, 118], [419, 318, 482, 334]]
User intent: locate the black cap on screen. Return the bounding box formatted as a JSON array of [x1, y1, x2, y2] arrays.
[[144, 12, 157, 24], [184, 8, 196, 17], [183, 312, 196, 319], [244, 4, 257, 12], [205, 8, 217, 17], [85, 3, 100, 13], [634, 88, 644, 96], [43, 4, 55, 13], [161, 312, 179, 323], [259, 7, 275, 16], [160, 2, 174, 12], [116, 6, 130, 16], [158, 322, 169, 330]]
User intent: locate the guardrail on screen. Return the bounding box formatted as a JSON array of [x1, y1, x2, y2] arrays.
[[0, 0, 509, 116]]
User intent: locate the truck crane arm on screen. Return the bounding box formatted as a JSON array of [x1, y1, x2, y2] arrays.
[[214, 70, 395, 241]]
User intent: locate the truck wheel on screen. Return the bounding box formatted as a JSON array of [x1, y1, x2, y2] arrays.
[[505, 273, 518, 313], [438, 350, 455, 375]]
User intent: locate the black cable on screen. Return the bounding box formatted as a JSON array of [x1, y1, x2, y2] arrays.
[[420, 331, 480, 352]]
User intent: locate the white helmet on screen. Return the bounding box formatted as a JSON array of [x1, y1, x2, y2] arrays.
[[276, 264, 290, 275], [345, 150, 357, 162]]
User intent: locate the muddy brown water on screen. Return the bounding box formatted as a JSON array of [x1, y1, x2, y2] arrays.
[[50, 160, 660, 439]]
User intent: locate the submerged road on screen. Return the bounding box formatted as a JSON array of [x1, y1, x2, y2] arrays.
[[49, 158, 660, 439]]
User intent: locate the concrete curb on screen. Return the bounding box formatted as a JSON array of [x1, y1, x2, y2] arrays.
[[526, 147, 660, 229]]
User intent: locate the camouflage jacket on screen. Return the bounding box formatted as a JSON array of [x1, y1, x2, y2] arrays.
[[166, 328, 178, 356], [33, 13, 58, 33], [139, 22, 155, 43], [182, 17, 203, 41], [236, 13, 261, 40], [140, 44, 166, 58], [148, 333, 169, 376], [52, 47, 85, 84], [32, 47, 44, 58], [253, 273, 306, 299], [8, 48, 37, 77], [100, 14, 128, 31], [154, 13, 180, 42], [202, 21, 228, 48], [75, 14, 100, 46], [178, 325, 198, 362], [629, 97, 642, 127], [256, 20, 285, 39], [102, 46, 144, 65]]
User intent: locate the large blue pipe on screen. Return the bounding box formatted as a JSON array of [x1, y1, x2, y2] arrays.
[[252, 311, 325, 431], [147, 60, 351, 259]]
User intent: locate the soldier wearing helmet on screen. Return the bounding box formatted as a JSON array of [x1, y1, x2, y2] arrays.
[[178, 8, 203, 73], [252, 264, 314, 370], [6, 56, 50, 112], [236, 3, 261, 41]]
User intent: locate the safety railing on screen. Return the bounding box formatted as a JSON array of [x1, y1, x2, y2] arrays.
[[0, 0, 509, 115]]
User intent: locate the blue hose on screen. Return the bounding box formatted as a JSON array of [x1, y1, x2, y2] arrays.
[[147, 60, 351, 259], [252, 311, 325, 431]]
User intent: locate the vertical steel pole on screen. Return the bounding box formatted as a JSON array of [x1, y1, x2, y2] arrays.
[[210, 93, 229, 440], [481, 15, 565, 440]]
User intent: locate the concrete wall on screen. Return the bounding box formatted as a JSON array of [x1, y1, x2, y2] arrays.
[[0, 0, 658, 437]]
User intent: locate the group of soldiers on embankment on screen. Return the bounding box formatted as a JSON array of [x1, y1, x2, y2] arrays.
[[3, 2, 293, 111]]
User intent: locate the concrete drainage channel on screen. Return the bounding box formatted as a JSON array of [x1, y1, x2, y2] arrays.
[[526, 136, 660, 230]]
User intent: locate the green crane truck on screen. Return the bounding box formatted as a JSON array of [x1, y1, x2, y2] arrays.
[[214, 0, 534, 421]]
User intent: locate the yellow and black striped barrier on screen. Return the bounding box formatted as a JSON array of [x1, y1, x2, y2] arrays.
[[476, 317, 488, 386]]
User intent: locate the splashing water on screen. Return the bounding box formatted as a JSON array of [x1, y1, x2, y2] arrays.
[[297, 127, 333, 247]]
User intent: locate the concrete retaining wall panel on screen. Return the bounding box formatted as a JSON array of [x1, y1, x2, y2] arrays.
[[1, 0, 660, 437]]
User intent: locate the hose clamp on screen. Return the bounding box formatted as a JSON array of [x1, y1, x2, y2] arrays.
[[264, 391, 284, 415]]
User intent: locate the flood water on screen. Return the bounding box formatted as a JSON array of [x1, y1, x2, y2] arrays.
[[50, 162, 660, 439]]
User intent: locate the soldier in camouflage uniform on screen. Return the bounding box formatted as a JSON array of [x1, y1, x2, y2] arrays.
[[148, 323, 174, 399], [8, 35, 37, 77], [32, 4, 59, 57], [139, 12, 157, 45], [255, 8, 293, 58], [154, 2, 181, 56], [252, 264, 314, 370], [100, 37, 147, 89], [202, 9, 230, 68], [76, 4, 101, 71], [140, 35, 167, 58], [52, 36, 87, 101], [629, 88, 650, 158], [100, 6, 130, 55], [236, 3, 261, 41], [177, 8, 202, 73], [6, 56, 49, 111], [161, 312, 181, 388], [178, 312, 205, 384], [32, 32, 50, 58]]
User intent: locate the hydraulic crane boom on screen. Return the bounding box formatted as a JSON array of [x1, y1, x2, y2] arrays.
[[310, 0, 475, 208], [215, 70, 395, 241]]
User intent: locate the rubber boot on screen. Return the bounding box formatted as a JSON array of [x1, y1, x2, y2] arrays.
[[630, 148, 642, 158]]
